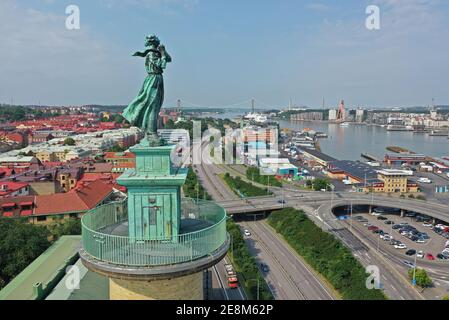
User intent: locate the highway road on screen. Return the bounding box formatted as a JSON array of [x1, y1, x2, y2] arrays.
[[198, 163, 449, 299], [240, 220, 335, 300], [196, 163, 337, 300], [210, 257, 246, 300], [195, 163, 237, 201], [309, 204, 423, 300]]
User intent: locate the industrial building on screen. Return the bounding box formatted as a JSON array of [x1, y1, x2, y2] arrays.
[[327, 160, 418, 194]]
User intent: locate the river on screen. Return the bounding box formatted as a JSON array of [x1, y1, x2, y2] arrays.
[[202, 111, 449, 160]]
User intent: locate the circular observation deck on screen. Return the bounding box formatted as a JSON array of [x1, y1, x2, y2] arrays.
[[79, 198, 230, 280]]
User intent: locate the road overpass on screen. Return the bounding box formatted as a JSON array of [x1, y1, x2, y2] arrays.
[[218, 192, 449, 224]]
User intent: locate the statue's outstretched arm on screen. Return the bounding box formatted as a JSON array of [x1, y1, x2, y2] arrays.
[[133, 49, 151, 57]]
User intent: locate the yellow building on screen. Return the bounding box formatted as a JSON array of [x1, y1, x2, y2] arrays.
[[36, 151, 56, 163], [377, 170, 419, 193]]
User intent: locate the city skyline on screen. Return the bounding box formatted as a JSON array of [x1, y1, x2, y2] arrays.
[[1, 0, 449, 108]]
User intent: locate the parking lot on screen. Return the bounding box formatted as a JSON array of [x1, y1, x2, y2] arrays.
[[413, 171, 449, 204], [351, 208, 449, 262]]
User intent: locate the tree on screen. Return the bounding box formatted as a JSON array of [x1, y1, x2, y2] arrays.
[[313, 178, 330, 191], [63, 137, 76, 146], [409, 268, 432, 288], [48, 219, 81, 240], [108, 144, 126, 152], [0, 219, 51, 289], [416, 195, 427, 201]]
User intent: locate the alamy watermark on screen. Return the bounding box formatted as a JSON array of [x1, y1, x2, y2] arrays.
[[166, 121, 279, 174], [365, 265, 382, 290], [65, 265, 80, 290], [66, 5, 80, 30], [365, 5, 381, 30]]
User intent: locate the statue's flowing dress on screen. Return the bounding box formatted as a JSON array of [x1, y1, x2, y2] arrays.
[[123, 49, 168, 133]]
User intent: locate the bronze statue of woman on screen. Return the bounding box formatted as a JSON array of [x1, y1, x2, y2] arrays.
[[122, 35, 172, 141]]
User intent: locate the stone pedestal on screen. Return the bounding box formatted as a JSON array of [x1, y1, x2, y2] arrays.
[[109, 272, 204, 300]]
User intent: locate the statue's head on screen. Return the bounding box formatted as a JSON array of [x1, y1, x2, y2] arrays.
[[145, 34, 160, 48]]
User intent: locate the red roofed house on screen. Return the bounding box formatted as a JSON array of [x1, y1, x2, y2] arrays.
[[31, 179, 115, 224], [0, 181, 30, 198], [104, 152, 135, 173], [0, 180, 116, 224], [0, 196, 35, 218]]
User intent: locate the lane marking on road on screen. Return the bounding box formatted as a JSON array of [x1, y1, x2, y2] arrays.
[[213, 265, 229, 301]]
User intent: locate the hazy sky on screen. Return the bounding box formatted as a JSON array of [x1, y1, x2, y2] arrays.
[[1, 0, 449, 109]]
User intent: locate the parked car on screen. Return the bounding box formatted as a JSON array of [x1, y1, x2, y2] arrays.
[[244, 229, 251, 236], [377, 216, 388, 221], [437, 254, 448, 260], [394, 243, 407, 249], [405, 212, 417, 218], [392, 224, 402, 230], [405, 249, 416, 256], [383, 235, 393, 241], [384, 220, 394, 225], [416, 238, 427, 244], [417, 251, 424, 258], [368, 226, 379, 231], [423, 222, 433, 227], [426, 253, 435, 261]]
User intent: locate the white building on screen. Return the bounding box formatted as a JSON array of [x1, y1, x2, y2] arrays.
[[328, 109, 337, 121]]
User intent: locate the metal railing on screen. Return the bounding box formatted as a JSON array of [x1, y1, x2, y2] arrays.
[[81, 198, 227, 267]]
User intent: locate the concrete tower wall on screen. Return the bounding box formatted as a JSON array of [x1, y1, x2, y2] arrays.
[[109, 271, 204, 300]]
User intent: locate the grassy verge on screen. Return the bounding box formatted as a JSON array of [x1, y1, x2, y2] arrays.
[[183, 168, 212, 200], [267, 208, 386, 300], [227, 220, 274, 300], [222, 172, 272, 197], [246, 167, 282, 187]]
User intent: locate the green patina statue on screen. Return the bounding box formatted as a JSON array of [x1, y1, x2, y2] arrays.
[[122, 34, 172, 143]]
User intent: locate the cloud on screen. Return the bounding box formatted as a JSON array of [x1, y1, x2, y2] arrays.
[[0, 0, 139, 105], [305, 3, 330, 12]]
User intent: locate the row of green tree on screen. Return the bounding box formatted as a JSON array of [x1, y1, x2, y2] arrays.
[[0, 105, 54, 122], [226, 220, 273, 300], [183, 168, 212, 200], [0, 218, 81, 290], [246, 167, 282, 187], [223, 173, 271, 197], [267, 208, 386, 300]]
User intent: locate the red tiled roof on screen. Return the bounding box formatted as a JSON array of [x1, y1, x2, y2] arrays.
[[34, 180, 113, 215], [19, 201, 33, 206], [0, 181, 29, 196], [104, 152, 135, 159], [3, 212, 13, 217]]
